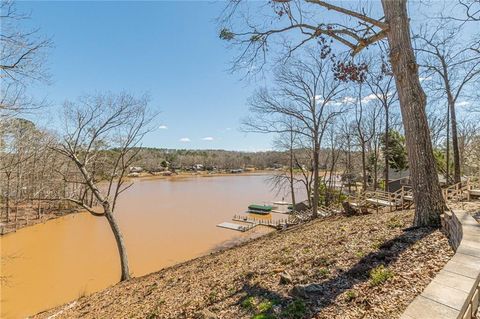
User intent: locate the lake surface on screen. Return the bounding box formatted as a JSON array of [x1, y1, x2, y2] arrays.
[[0, 174, 295, 318]]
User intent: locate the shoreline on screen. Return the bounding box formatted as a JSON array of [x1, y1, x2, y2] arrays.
[[0, 172, 274, 236], [0, 208, 80, 236], [126, 170, 275, 181]]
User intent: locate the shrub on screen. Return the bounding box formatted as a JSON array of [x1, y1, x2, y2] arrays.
[[345, 290, 357, 302], [369, 265, 394, 286], [242, 296, 256, 310], [387, 216, 404, 229], [257, 300, 274, 313], [317, 268, 330, 278], [281, 299, 307, 319]]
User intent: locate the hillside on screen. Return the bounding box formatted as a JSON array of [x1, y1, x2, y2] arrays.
[[35, 210, 452, 319]]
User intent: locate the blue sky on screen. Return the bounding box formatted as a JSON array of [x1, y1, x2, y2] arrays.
[[18, 1, 272, 151], [16, 1, 477, 150]]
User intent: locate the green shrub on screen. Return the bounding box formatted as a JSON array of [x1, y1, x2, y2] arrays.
[[257, 300, 273, 312], [281, 299, 307, 319], [317, 268, 330, 278], [369, 265, 393, 286], [387, 216, 404, 229], [242, 296, 256, 310], [344, 290, 357, 302], [355, 251, 365, 258]]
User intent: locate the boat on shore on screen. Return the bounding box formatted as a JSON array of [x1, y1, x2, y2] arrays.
[[247, 204, 274, 214]]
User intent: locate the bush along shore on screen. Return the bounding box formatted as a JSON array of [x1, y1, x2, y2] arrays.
[[35, 209, 453, 319]]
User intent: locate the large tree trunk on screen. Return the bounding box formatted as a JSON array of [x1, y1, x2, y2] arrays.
[[105, 209, 130, 281], [381, 0, 447, 227]]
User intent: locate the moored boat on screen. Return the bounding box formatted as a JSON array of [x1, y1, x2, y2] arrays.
[[247, 204, 273, 214]]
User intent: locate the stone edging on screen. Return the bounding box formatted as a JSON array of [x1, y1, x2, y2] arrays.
[[401, 209, 480, 319]]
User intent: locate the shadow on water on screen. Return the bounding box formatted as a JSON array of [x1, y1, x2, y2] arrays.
[[213, 226, 436, 318]]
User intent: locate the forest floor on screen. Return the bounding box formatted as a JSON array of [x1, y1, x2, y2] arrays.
[[35, 208, 454, 319]]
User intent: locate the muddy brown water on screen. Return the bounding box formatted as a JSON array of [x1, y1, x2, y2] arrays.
[[0, 174, 297, 318]]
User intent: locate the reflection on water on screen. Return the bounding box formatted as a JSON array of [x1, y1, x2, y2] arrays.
[[0, 175, 295, 318]]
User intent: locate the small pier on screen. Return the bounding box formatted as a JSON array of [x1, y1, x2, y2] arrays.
[[216, 222, 254, 232], [216, 201, 292, 232]]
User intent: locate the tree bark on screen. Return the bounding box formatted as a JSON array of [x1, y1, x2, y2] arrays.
[[311, 140, 320, 218], [5, 172, 11, 222], [105, 207, 130, 281], [361, 145, 367, 191], [289, 131, 296, 208], [448, 98, 461, 183], [446, 99, 451, 182], [384, 105, 389, 191], [441, 56, 461, 184], [381, 0, 447, 227]]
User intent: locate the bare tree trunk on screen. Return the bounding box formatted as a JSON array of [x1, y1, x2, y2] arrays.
[[346, 136, 352, 194], [105, 208, 130, 281], [374, 145, 379, 189], [289, 131, 296, 208], [382, 0, 447, 227], [449, 99, 461, 183], [5, 172, 11, 222], [445, 101, 451, 184], [361, 145, 367, 191], [312, 140, 320, 217], [384, 106, 389, 191]]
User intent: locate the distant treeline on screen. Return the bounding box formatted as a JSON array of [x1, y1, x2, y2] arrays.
[[133, 148, 292, 171]]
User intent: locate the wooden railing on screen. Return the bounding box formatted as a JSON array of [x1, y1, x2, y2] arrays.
[[442, 181, 470, 202], [232, 214, 288, 229], [363, 189, 403, 212]]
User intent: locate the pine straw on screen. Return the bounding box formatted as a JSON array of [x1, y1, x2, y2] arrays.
[[35, 210, 453, 319]]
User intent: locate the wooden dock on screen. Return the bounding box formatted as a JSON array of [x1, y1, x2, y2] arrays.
[[216, 222, 253, 232]]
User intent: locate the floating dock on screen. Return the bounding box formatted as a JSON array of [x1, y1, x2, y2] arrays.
[[216, 222, 252, 232]]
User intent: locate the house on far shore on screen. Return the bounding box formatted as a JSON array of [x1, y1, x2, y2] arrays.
[[129, 166, 144, 173], [192, 164, 204, 171]]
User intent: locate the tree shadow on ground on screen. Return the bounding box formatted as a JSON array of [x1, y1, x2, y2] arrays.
[[233, 226, 436, 318]]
